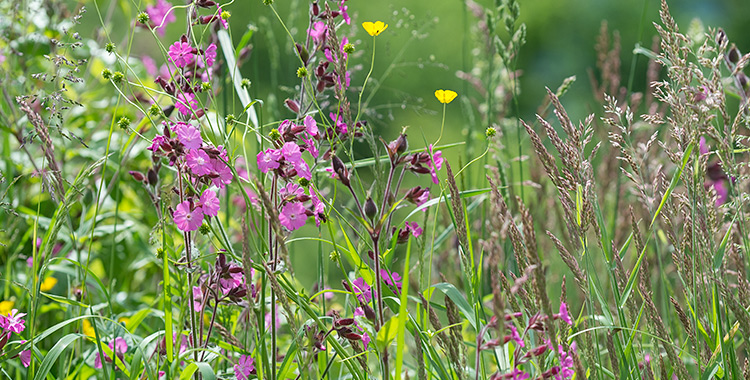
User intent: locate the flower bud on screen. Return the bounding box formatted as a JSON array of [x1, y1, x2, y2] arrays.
[[284, 99, 300, 113], [129, 171, 146, 182], [364, 197, 377, 221]]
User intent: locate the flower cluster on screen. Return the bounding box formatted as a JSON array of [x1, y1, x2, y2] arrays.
[[482, 304, 575, 379], [144, 121, 233, 232], [0, 309, 30, 368], [257, 116, 327, 231], [193, 253, 251, 312]]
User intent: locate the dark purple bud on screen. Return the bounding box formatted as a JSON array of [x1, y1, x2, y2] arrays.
[[362, 304, 376, 323], [364, 197, 377, 221], [147, 168, 158, 185], [335, 318, 355, 327], [284, 99, 300, 114], [311, 1, 319, 16], [129, 171, 146, 182], [729, 46, 741, 64]]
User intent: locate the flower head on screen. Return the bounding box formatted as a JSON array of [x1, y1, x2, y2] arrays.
[[557, 302, 573, 326], [308, 21, 327, 45], [362, 21, 388, 36], [204, 43, 217, 67], [146, 0, 176, 36], [94, 337, 128, 369], [404, 221, 423, 237], [257, 149, 281, 173], [168, 41, 194, 68], [175, 123, 203, 151], [427, 145, 444, 184], [186, 149, 212, 176], [173, 201, 204, 232], [279, 202, 307, 231], [20, 345, 31, 367], [380, 269, 402, 290], [234, 355, 255, 380], [435, 89, 458, 104], [175, 92, 198, 117], [351, 277, 372, 303], [200, 189, 220, 217], [0, 309, 26, 334]]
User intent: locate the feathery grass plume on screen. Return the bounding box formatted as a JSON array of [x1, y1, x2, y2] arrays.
[[414, 331, 426, 380], [718, 283, 750, 355], [17, 99, 65, 201], [418, 294, 449, 352], [444, 163, 472, 275], [487, 176, 528, 272], [545, 231, 586, 295], [444, 294, 466, 376], [669, 296, 693, 341], [498, 271, 521, 313], [640, 283, 690, 379]]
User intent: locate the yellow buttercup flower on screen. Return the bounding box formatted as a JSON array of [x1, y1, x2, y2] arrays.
[[40, 277, 58, 292], [83, 319, 96, 338], [362, 21, 388, 36], [0, 300, 14, 316], [435, 89, 458, 104]]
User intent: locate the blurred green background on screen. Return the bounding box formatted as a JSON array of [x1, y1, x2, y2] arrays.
[[94, 0, 750, 136]]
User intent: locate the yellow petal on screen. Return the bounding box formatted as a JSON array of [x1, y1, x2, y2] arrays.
[[40, 277, 58, 292], [0, 300, 14, 316], [83, 319, 96, 338], [435, 89, 458, 104], [362, 21, 388, 36]]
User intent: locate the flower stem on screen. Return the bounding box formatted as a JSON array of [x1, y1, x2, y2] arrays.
[[354, 36, 376, 125]]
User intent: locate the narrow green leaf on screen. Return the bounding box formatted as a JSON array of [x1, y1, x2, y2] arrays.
[[34, 334, 82, 380]]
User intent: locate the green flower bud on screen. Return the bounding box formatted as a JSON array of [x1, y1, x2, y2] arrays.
[[343, 43, 355, 54], [221, 10, 231, 20], [225, 114, 236, 126], [149, 103, 161, 116], [296, 66, 308, 78], [269, 128, 281, 140], [105, 42, 115, 54], [298, 177, 310, 187], [241, 78, 251, 89], [201, 81, 212, 91], [199, 224, 210, 235], [117, 116, 131, 130], [112, 71, 125, 84], [136, 12, 150, 24], [102, 68, 113, 80], [486, 126, 497, 138]]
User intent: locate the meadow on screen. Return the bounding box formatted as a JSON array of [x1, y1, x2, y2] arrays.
[[1, 0, 750, 379]]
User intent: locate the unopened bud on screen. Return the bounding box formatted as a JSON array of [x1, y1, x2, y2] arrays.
[[364, 197, 377, 221]]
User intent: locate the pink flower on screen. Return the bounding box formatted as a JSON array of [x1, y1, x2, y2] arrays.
[[361, 331, 371, 350], [294, 160, 312, 181], [354, 307, 365, 317], [303, 115, 319, 137], [0, 309, 26, 334], [175, 92, 198, 116], [427, 144, 444, 184], [176, 123, 202, 150], [279, 202, 307, 231], [173, 201, 204, 231], [303, 137, 319, 159], [509, 324, 524, 348], [168, 41, 193, 68], [210, 159, 234, 189], [204, 43, 217, 67], [279, 183, 304, 200], [380, 269, 402, 290], [508, 367, 530, 380], [310, 190, 326, 227], [307, 21, 326, 46], [557, 302, 573, 326], [146, 0, 176, 36], [234, 355, 255, 380], [257, 149, 281, 173], [405, 221, 423, 237], [200, 189, 220, 217], [193, 286, 204, 312], [351, 277, 371, 303], [330, 112, 348, 134], [94, 337, 128, 369], [186, 149, 212, 176], [217, 7, 229, 29], [339, 5, 350, 24], [148, 135, 167, 153], [20, 346, 31, 368], [281, 142, 302, 163]]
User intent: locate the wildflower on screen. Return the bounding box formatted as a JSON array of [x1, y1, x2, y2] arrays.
[[508, 324, 524, 347], [234, 355, 255, 380], [173, 201, 204, 232], [281, 142, 302, 163], [339, 4, 350, 24], [380, 269, 402, 290], [186, 149, 212, 176], [0, 309, 26, 334], [508, 367, 530, 380], [404, 221, 423, 237], [257, 148, 281, 173], [309, 190, 326, 227], [20, 344, 31, 367], [280, 202, 307, 231], [175, 123, 203, 150], [40, 277, 58, 292], [175, 92, 198, 117], [218, 7, 229, 29], [94, 337, 128, 369], [0, 301, 13, 316], [427, 144, 444, 184], [303, 137, 319, 159], [329, 112, 348, 134], [204, 43, 217, 67], [362, 21, 388, 36], [193, 286, 204, 312], [168, 41, 193, 68], [304, 115, 319, 137], [210, 159, 234, 188], [200, 189, 220, 217], [351, 277, 372, 303], [308, 21, 326, 46], [83, 319, 96, 337], [434, 89, 458, 104], [146, 0, 176, 36], [279, 183, 304, 200], [297, 66, 308, 78], [556, 302, 573, 326], [361, 330, 371, 350]]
